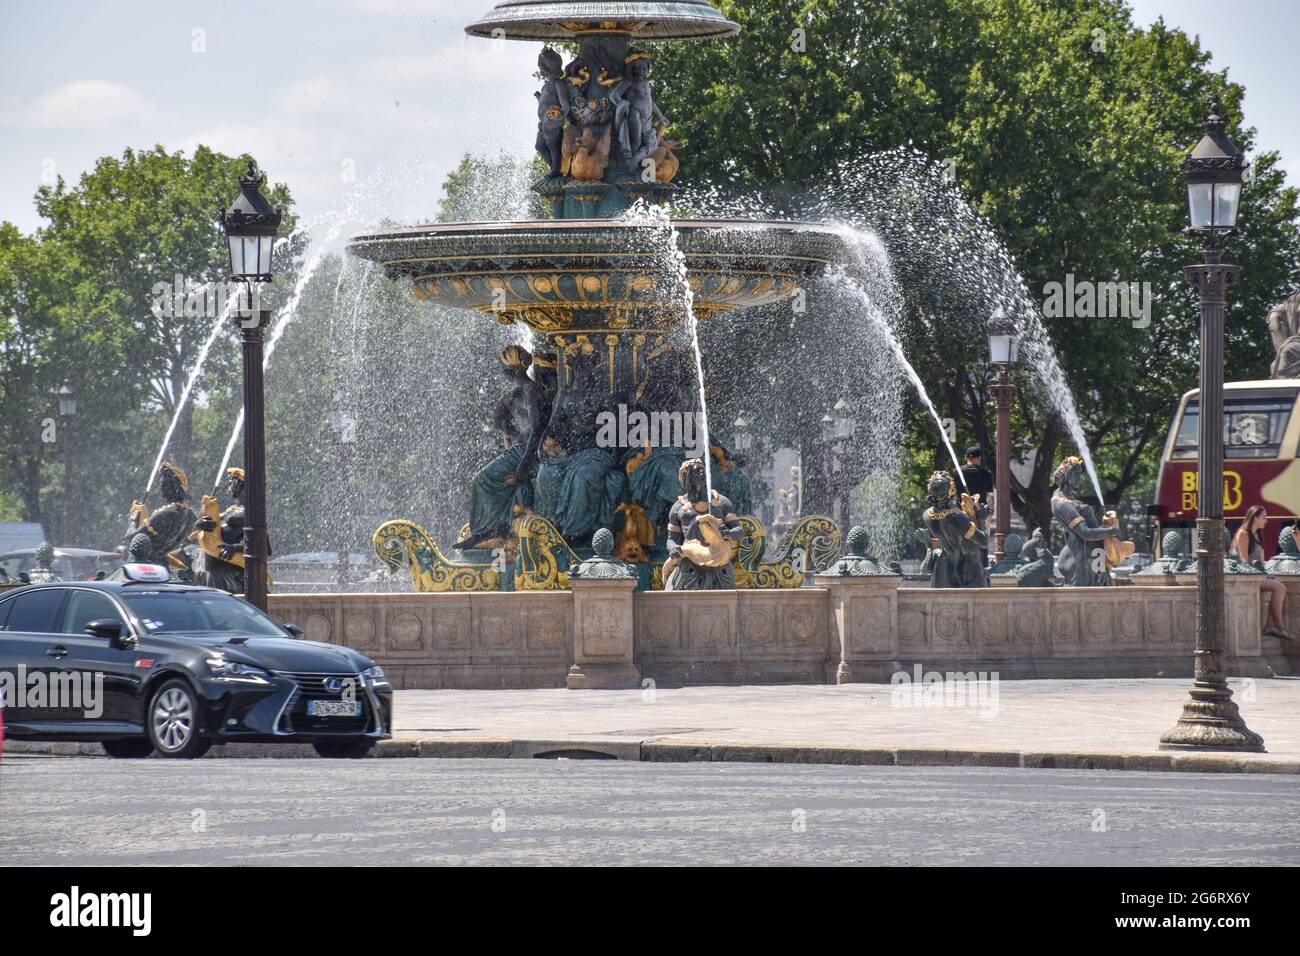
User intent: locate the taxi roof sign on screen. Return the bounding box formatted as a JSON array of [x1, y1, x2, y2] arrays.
[[122, 563, 170, 583]]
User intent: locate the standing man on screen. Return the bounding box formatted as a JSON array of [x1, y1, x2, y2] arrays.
[[959, 446, 994, 572]]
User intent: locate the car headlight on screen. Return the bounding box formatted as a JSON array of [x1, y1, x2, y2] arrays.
[[205, 657, 271, 685], [362, 665, 388, 685]]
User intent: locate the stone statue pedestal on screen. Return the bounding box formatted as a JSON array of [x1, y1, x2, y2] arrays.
[[566, 577, 642, 689], [816, 573, 903, 683]]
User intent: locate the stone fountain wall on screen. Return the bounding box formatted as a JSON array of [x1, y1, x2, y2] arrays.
[[267, 576, 1286, 689]]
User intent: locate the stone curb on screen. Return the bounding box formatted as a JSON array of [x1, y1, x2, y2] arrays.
[[6, 737, 1299, 774]]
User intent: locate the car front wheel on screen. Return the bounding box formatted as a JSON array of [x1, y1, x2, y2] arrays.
[[102, 738, 155, 759], [147, 679, 211, 759], [313, 739, 374, 758]]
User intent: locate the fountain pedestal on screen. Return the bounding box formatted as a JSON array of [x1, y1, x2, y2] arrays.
[[566, 530, 642, 688], [817, 527, 903, 683], [567, 577, 641, 688]]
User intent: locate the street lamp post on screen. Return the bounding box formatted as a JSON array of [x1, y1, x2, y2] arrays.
[[1160, 104, 1263, 752], [987, 311, 1018, 563], [55, 382, 76, 544], [221, 160, 281, 612]]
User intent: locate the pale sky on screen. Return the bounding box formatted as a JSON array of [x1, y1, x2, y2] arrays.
[[0, 0, 1295, 237]]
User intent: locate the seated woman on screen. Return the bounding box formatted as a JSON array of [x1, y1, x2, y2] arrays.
[[1231, 505, 1295, 642]]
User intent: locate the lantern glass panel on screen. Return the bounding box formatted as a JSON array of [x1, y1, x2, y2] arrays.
[[988, 333, 1013, 365], [1186, 182, 1214, 230], [227, 235, 244, 276], [1213, 181, 1241, 229]]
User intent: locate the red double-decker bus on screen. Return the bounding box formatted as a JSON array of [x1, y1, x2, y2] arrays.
[[1154, 379, 1300, 558]]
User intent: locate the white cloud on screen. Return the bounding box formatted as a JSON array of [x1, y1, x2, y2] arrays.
[[16, 79, 157, 131]]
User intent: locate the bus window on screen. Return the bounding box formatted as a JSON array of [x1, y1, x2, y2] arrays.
[[1171, 397, 1293, 460]]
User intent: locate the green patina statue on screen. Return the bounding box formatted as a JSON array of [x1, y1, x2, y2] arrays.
[[533, 342, 626, 544], [458, 345, 558, 550]]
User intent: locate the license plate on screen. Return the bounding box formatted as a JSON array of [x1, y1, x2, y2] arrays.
[[307, 700, 362, 717]]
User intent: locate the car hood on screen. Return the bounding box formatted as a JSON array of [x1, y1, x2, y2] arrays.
[[149, 634, 371, 674]]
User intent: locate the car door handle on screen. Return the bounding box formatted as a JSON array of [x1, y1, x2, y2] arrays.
[[46, 645, 69, 659]]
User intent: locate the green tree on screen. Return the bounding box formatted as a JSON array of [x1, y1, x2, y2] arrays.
[[33, 146, 296, 480]]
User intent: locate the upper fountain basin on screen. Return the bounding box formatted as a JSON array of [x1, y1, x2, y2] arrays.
[[464, 1, 740, 41], [347, 219, 847, 332]]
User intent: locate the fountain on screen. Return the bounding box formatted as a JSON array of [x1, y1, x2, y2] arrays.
[[253, 2, 1284, 692], [354, 1, 849, 591]]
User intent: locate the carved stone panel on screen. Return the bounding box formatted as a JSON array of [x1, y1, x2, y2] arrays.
[[432, 606, 472, 649], [1049, 602, 1080, 648], [476, 608, 521, 649], [386, 610, 424, 652], [344, 610, 378, 651], [687, 605, 733, 650], [1011, 602, 1045, 646], [931, 602, 970, 647], [849, 595, 894, 655]]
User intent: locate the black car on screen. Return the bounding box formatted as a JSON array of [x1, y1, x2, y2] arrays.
[[0, 568, 391, 758]]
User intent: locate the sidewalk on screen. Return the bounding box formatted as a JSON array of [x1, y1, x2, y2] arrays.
[[11, 679, 1298, 773], [380, 678, 1300, 773]]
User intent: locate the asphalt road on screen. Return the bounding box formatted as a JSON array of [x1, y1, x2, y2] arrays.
[[1, 755, 1296, 866]]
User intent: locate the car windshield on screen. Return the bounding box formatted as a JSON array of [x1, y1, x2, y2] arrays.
[[120, 590, 288, 637]]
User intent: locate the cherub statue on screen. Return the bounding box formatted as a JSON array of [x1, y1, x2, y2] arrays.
[[610, 51, 668, 176], [662, 458, 744, 591], [1050, 456, 1123, 586], [921, 470, 988, 587], [534, 48, 571, 179]]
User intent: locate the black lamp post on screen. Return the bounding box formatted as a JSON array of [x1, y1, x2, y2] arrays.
[[987, 309, 1018, 563], [1160, 103, 1263, 752], [221, 160, 281, 611], [55, 381, 76, 544]]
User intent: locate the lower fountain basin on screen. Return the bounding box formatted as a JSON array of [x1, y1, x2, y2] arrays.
[[347, 219, 846, 332]]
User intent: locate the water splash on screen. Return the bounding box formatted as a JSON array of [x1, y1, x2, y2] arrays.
[[624, 201, 713, 497], [820, 148, 1106, 506], [213, 228, 340, 489], [146, 287, 237, 492], [826, 266, 968, 489]]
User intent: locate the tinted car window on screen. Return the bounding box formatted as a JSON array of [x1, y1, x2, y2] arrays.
[[61, 590, 125, 635], [121, 591, 286, 637], [5, 588, 67, 633], [0, 596, 11, 630]]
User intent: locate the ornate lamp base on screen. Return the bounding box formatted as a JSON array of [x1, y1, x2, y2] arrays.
[[1159, 682, 1266, 752]]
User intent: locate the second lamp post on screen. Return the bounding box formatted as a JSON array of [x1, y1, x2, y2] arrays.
[[987, 312, 1018, 563], [221, 160, 281, 611]]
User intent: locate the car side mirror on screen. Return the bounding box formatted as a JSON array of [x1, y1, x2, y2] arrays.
[[284, 623, 304, 638], [86, 618, 136, 649]]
